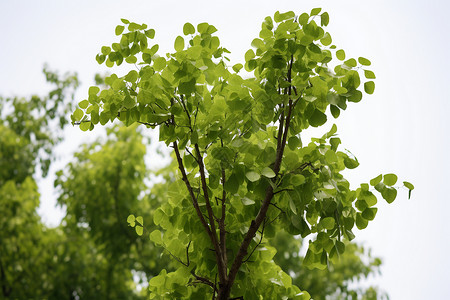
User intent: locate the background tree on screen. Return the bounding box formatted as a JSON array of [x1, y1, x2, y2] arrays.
[[72, 8, 413, 299]]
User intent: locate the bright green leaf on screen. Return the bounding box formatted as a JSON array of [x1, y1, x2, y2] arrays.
[[183, 22, 195, 35], [383, 173, 398, 186], [261, 167, 276, 178], [320, 217, 335, 230], [364, 69, 376, 79], [370, 174, 382, 186], [174, 36, 185, 52], [78, 100, 89, 109], [336, 49, 345, 61], [310, 8, 322, 16], [246, 171, 261, 182], [358, 57, 371, 66], [135, 225, 143, 236], [73, 109, 84, 121], [232, 63, 243, 73], [115, 25, 125, 36], [153, 57, 166, 71], [150, 230, 163, 245]]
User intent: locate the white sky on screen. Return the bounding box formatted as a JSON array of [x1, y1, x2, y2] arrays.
[[1, 0, 449, 299]]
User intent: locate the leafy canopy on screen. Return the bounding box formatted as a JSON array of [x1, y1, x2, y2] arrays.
[[73, 8, 413, 299]]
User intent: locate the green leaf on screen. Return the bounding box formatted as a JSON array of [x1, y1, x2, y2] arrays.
[[153, 56, 166, 71], [321, 12, 330, 26], [79, 121, 92, 131], [183, 22, 195, 35], [136, 216, 143, 225], [246, 171, 261, 182], [288, 136, 301, 150], [125, 70, 138, 82], [364, 81, 375, 94], [309, 109, 327, 127], [291, 174, 305, 186], [362, 207, 377, 221], [88, 86, 100, 96], [344, 156, 359, 169], [358, 57, 371, 66], [370, 174, 382, 186], [150, 230, 163, 245], [135, 225, 143, 236], [310, 8, 322, 15], [320, 32, 332, 46], [232, 63, 243, 73], [224, 173, 239, 194], [174, 36, 185, 52], [245, 49, 255, 62], [336, 49, 345, 61], [403, 181, 414, 190], [125, 55, 137, 64], [381, 187, 397, 203], [115, 25, 125, 36], [356, 213, 368, 229], [383, 173, 398, 186], [261, 167, 276, 178], [298, 13, 309, 26], [344, 58, 357, 68], [320, 217, 335, 230], [101, 46, 111, 55], [78, 100, 89, 109], [73, 109, 84, 121], [145, 29, 155, 39], [241, 197, 255, 206], [364, 69, 376, 79], [178, 78, 196, 95], [127, 214, 135, 226], [330, 105, 340, 118], [123, 95, 135, 109]]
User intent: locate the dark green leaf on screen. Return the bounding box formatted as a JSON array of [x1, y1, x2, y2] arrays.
[[364, 81, 375, 94], [403, 181, 414, 190], [309, 109, 327, 127], [321, 12, 330, 26]]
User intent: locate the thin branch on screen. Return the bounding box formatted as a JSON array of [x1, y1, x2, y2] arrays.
[[190, 270, 216, 290], [163, 241, 191, 267], [219, 165, 227, 271], [243, 218, 266, 263], [194, 143, 227, 283], [172, 141, 212, 237]]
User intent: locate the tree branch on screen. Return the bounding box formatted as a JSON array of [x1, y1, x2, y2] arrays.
[[194, 143, 227, 283], [219, 57, 295, 299], [172, 141, 212, 237]]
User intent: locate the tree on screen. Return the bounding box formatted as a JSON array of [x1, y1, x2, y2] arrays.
[[83, 8, 410, 299], [0, 67, 79, 298]]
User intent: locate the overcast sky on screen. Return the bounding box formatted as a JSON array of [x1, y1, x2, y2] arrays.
[[1, 0, 449, 299]]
